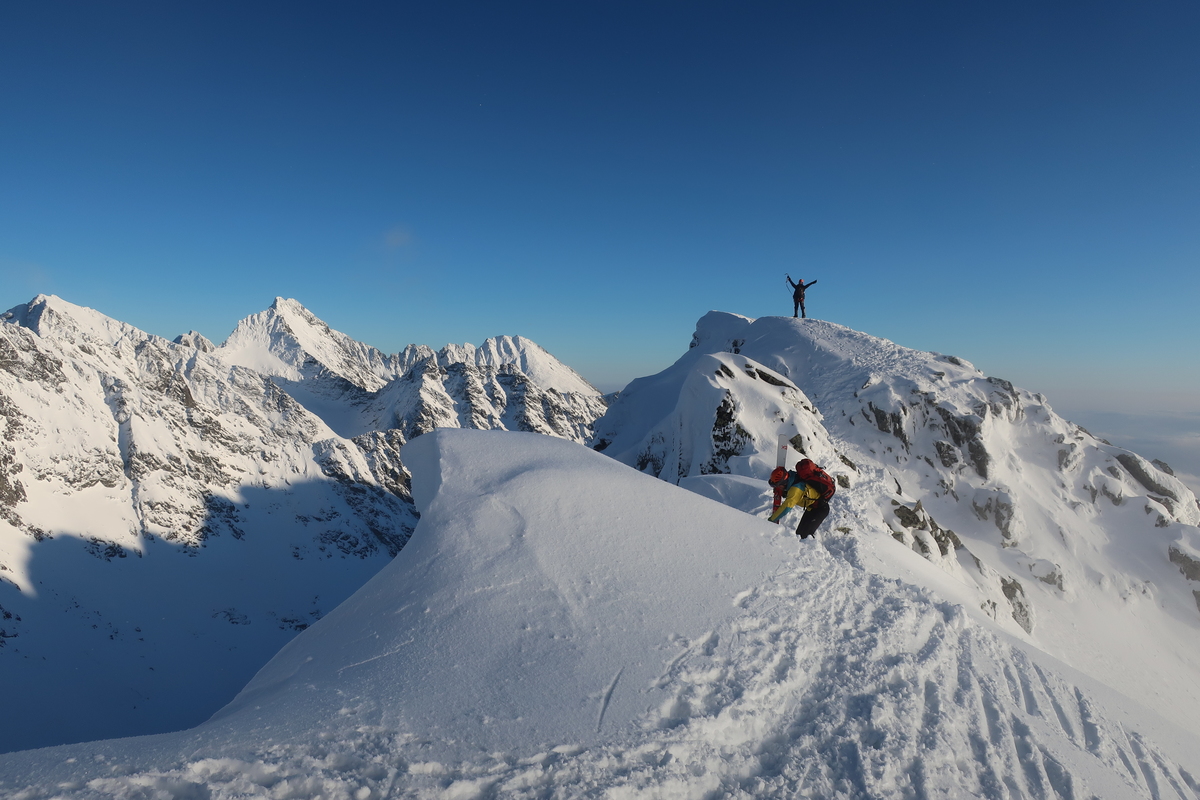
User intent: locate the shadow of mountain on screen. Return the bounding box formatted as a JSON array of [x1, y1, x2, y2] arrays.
[[0, 476, 415, 754]]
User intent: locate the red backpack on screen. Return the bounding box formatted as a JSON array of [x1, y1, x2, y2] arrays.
[[796, 459, 836, 501]]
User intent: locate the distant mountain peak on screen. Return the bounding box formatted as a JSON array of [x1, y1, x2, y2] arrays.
[[173, 330, 216, 352]]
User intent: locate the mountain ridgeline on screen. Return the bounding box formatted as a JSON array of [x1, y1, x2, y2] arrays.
[[0, 295, 607, 751], [594, 311, 1200, 737], [2, 297, 1199, 762]]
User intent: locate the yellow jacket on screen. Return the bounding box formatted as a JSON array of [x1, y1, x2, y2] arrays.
[[768, 483, 821, 523]]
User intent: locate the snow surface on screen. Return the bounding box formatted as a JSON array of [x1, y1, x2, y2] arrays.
[[3, 429, 1199, 799], [0, 295, 602, 753], [4, 304, 1200, 799], [0, 295, 415, 751], [595, 312, 1200, 740]]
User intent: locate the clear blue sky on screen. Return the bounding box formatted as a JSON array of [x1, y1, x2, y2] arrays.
[[3, 1, 1198, 410]]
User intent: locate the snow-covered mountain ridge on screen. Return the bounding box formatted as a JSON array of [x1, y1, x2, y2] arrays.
[[217, 297, 605, 440], [594, 311, 1200, 736], [2, 430, 1197, 799], [3, 301, 1199, 799], [0, 294, 607, 753]]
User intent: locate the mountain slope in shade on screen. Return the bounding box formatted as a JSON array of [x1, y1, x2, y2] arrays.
[[593, 311, 1200, 738], [2, 429, 1197, 799], [0, 295, 415, 752]]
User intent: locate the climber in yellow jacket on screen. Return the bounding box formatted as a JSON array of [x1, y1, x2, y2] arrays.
[[770, 481, 822, 520], [768, 459, 835, 539]]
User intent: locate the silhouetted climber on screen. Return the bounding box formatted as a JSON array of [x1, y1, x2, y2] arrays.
[[786, 274, 817, 318]]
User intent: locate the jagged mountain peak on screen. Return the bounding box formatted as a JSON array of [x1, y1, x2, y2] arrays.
[[437, 334, 600, 397], [173, 330, 216, 352], [2, 294, 159, 350], [219, 298, 401, 392]]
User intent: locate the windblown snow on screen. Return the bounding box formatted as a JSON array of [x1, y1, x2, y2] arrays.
[[2, 302, 1199, 800]]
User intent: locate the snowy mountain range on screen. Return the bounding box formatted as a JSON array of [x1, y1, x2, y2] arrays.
[[2, 301, 1199, 799], [0, 295, 606, 752]]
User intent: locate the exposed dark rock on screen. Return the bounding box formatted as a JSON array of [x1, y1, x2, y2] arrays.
[[934, 440, 958, 468], [84, 539, 128, 561], [1000, 577, 1033, 633], [868, 402, 910, 449], [199, 494, 246, 541], [213, 608, 250, 625], [1169, 546, 1200, 581], [1099, 483, 1124, 506], [754, 368, 790, 387], [967, 440, 990, 479], [704, 393, 752, 475], [894, 503, 923, 529], [933, 406, 979, 447], [0, 602, 20, 647], [1032, 565, 1065, 591], [352, 429, 413, 502], [636, 447, 664, 476], [0, 330, 68, 387], [1116, 453, 1178, 503]]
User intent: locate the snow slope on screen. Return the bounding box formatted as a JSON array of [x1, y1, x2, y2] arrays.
[[593, 312, 1200, 739], [0, 295, 417, 752], [2, 429, 1197, 799], [0, 295, 610, 754]]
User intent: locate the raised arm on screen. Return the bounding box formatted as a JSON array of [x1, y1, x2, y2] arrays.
[[803, 279, 818, 289]]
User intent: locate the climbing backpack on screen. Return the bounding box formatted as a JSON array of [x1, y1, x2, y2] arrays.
[[795, 459, 836, 501]]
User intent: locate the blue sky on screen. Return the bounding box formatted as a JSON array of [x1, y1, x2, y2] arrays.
[[3, 1, 1198, 416]]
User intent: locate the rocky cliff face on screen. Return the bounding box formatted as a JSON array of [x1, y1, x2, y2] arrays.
[[591, 311, 1200, 733], [0, 295, 608, 752]]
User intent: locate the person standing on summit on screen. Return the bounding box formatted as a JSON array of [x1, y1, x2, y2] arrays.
[[786, 274, 817, 318]]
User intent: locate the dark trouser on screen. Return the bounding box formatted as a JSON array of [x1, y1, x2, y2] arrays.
[[795, 499, 829, 539], [792, 297, 806, 318]]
